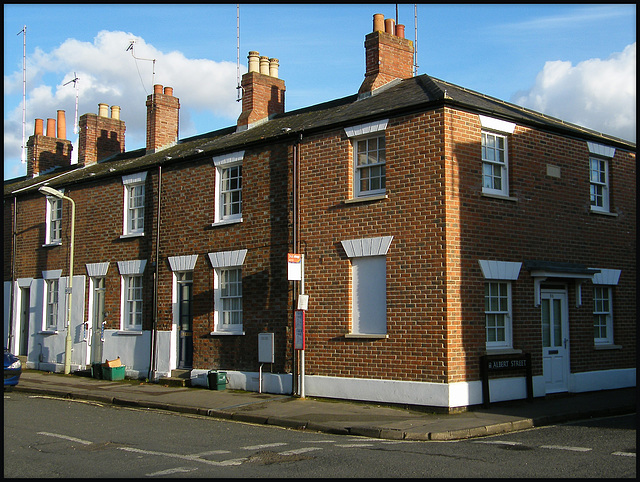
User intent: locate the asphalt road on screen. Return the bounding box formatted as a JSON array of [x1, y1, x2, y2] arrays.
[[4, 391, 636, 478]]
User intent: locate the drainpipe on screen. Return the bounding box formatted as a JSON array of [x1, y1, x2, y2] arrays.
[[148, 164, 162, 381], [7, 196, 17, 350]]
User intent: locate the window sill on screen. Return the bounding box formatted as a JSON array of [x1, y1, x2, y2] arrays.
[[594, 343, 622, 350], [589, 208, 618, 217], [344, 333, 388, 339], [42, 242, 62, 248], [120, 232, 145, 239], [344, 194, 387, 204], [211, 217, 243, 228], [210, 330, 245, 336], [481, 192, 518, 202], [484, 348, 522, 355], [39, 330, 58, 335], [114, 330, 143, 335]]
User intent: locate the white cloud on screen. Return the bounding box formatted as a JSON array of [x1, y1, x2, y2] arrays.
[[4, 30, 243, 177], [513, 43, 636, 142]]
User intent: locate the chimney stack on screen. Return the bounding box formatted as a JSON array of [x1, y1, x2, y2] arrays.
[[358, 13, 414, 96], [146, 84, 180, 153], [26, 110, 73, 177], [78, 103, 126, 167], [237, 51, 286, 131]]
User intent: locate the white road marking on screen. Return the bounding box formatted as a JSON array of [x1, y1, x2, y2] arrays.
[[278, 447, 322, 455], [192, 450, 231, 456], [37, 432, 92, 445], [474, 440, 523, 446], [241, 442, 288, 450], [146, 467, 198, 477], [612, 451, 636, 457], [335, 443, 375, 448], [118, 447, 246, 466], [540, 445, 592, 452]]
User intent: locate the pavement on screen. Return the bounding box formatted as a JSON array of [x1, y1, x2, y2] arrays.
[[10, 370, 636, 441]]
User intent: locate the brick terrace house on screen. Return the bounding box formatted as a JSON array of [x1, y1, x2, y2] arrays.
[[4, 13, 635, 409]]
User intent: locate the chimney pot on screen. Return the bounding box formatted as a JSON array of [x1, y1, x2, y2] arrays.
[[248, 51, 260, 72], [111, 105, 121, 120], [98, 103, 109, 117], [46, 118, 56, 137], [164, 86, 173, 96], [385, 18, 395, 34], [396, 24, 405, 38], [34, 118, 44, 136], [154, 84, 163, 94], [259, 56, 270, 75], [269, 58, 279, 78], [373, 13, 385, 32], [57, 110, 66, 139]]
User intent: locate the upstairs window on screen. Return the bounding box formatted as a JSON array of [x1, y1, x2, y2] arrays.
[[355, 136, 386, 197], [121, 172, 147, 237], [213, 151, 244, 224], [479, 115, 516, 198], [587, 142, 615, 214], [345, 119, 388, 199], [589, 157, 609, 212], [45, 196, 63, 245], [481, 132, 508, 196]]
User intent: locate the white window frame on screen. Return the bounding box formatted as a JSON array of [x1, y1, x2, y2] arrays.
[[484, 281, 513, 349], [44, 190, 63, 246], [208, 249, 247, 334], [341, 236, 393, 338], [479, 115, 516, 198], [42, 270, 62, 332], [213, 151, 244, 225], [121, 172, 147, 237], [478, 259, 521, 350], [589, 157, 610, 212], [345, 120, 388, 199], [481, 131, 509, 196], [593, 286, 613, 345], [44, 278, 60, 331], [587, 142, 615, 214], [117, 260, 146, 331], [590, 267, 620, 346]]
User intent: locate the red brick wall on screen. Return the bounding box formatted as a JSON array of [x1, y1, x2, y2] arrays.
[[146, 88, 179, 153], [238, 72, 286, 128], [26, 135, 72, 176], [299, 110, 450, 383], [445, 108, 636, 381]]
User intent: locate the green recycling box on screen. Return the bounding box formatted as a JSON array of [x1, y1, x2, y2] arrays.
[[207, 371, 227, 390], [102, 365, 125, 381]]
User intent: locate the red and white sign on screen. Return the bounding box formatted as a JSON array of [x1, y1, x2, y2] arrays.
[[287, 253, 303, 281]]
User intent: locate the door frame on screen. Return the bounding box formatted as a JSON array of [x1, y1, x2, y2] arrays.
[[540, 287, 570, 393]]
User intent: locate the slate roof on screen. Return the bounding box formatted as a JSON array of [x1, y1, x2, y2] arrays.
[[5, 73, 635, 197]]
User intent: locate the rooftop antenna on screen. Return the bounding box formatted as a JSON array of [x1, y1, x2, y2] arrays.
[[236, 4, 242, 102], [17, 25, 26, 163], [414, 4, 419, 76], [126, 40, 156, 95], [63, 72, 79, 135]]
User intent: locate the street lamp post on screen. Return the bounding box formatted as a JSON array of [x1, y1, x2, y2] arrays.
[[39, 185, 75, 375]]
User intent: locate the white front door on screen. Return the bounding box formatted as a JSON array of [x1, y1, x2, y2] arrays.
[[541, 290, 569, 393]]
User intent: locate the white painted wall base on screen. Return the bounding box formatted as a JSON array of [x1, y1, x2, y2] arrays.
[[190, 369, 293, 394]]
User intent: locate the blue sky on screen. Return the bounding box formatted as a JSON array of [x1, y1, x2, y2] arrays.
[[4, 4, 636, 180]]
